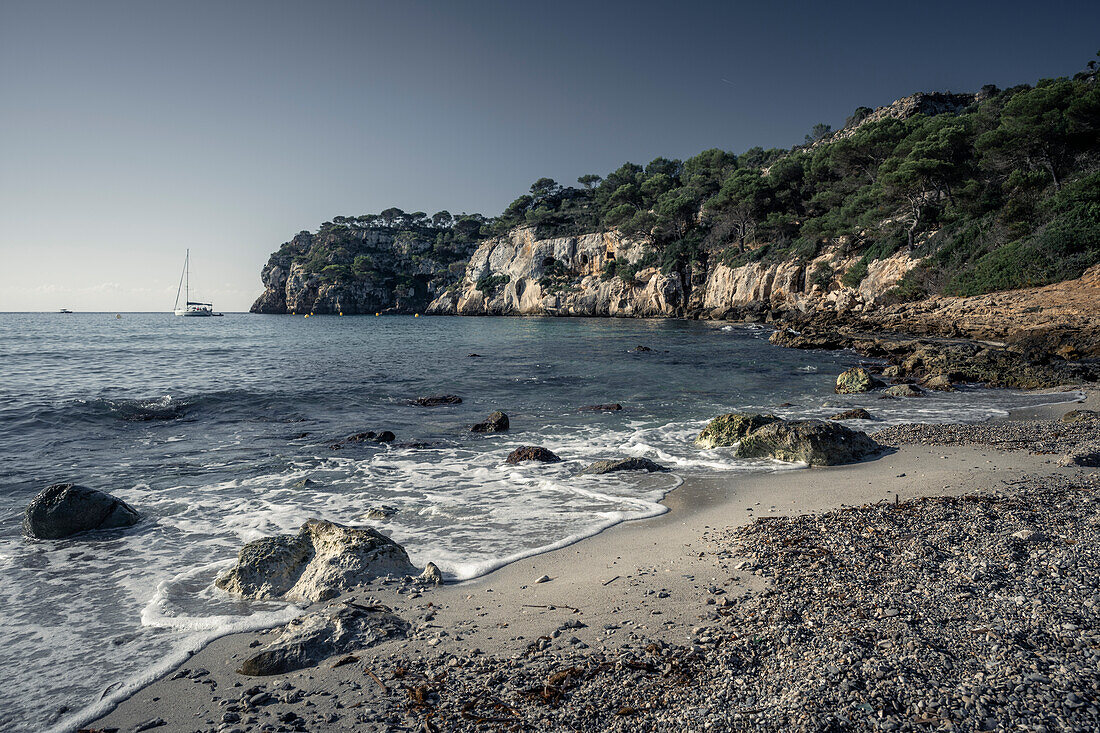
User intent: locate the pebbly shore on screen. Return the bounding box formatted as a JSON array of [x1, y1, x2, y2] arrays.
[[83, 388, 1100, 733]]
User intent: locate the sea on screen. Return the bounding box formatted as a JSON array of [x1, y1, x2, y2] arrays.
[[0, 312, 1077, 731]]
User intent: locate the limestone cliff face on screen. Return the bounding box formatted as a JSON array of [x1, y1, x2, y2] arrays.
[[426, 229, 687, 317], [251, 228, 470, 314], [426, 228, 918, 319]]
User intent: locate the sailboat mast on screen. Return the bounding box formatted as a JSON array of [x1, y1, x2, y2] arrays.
[[185, 249, 189, 305]]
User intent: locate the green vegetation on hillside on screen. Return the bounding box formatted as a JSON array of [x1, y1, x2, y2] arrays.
[[278, 55, 1100, 301]]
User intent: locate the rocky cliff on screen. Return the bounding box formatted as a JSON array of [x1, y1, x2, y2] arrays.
[[251, 227, 474, 314], [425, 228, 919, 319]]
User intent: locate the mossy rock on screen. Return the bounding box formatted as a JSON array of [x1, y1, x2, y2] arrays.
[[835, 367, 885, 394], [734, 419, 882, 466], [694, 413, 780, 448]]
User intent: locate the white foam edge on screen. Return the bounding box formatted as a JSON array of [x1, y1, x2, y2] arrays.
[[50, 560, 304, 733]]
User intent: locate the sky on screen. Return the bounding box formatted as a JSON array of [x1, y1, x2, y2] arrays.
[[1, 0, 1097, 312]]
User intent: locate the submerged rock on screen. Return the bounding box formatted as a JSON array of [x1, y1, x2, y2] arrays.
[[694, 413, 780, 448], [883, 383, 924, 398], [506, 446, 561, 464], [734, 420, 882, 466], [578, 403, 623, 412], [362, 506, 398, 520], [580, 457, 669, 475], [471, 411, 509, 433], [835, 367, 885, 394], [331, 430, 397, 449], [22, 484, 141, 539], [829, 408, 873, 421], [238, 602, 408, 676], [215, 519, 417, 603], [1061, 409, 1099, 423], [415, 395, 462, 407]]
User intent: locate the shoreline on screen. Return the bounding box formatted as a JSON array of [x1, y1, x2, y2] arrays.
[[83, 386, 1095, 732]]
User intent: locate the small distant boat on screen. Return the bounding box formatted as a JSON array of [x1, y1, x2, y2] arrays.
[[59, 308, 73, 314], [173, 249, 223, 317]]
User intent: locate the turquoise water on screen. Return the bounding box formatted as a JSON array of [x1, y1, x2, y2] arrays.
[[0, 313, 1070, 731]]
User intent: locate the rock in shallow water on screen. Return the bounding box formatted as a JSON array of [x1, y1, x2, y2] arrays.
[[829, 408, 873, 421], [506, 446, 561, 464], [215, 519, 417, 603], [694, 413, 780, 448], [578, 403, 623, 412], [580, 457, 669, 475], [22, 483, 141, 539], [238, 602, 408, 675], [883, 383, 924, 398], [414, 394, 462, 407], [835, 367, 884, 394], [734, 419, 883, 466], [471, 411, 509, 433]]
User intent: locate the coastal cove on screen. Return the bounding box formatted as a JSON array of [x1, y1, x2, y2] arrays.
[[0, 313, 1085, 732], [88, 390, 1096, 732]]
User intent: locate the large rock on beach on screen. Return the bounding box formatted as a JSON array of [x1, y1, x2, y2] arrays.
[[22, 483, 140, 539], [694, 413, 780, 448], [835, 367, 885, 394], [734, 419, 882, 466], [215, 519, 417, 603], [506, 446, 561, 464], [580, 457, 669, 475], [238, 602, 408, 676], [471, 411, 509, 433]]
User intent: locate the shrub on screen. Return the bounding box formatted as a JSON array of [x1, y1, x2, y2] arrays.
[[841, 260, 869, 288], [475, 274, 510, 293]]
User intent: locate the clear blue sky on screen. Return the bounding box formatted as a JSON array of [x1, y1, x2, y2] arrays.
[[1, 0, 1097, 311]]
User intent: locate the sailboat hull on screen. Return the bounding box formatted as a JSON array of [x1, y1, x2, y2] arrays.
[[174, 309, 215, 317]]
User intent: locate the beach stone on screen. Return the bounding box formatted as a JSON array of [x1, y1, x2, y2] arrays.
[[238, 603, 408, 676], [922, 374, 956, 391], [829, 408, 872, 421], [471, 411, 509, 433], [418, 562, 443, 585], [22, 483, 140, 539], [1061, 409, 1099, 423], [506, 446, 561, 464], [883, 383, 924, 398], [415, 394, 462, 407], [215, 519, 417, 603], [835, 367, 884, 394], [578, 403, 623, 411], [580, 457, 669, 475], [734, 419, 883, 466], [1059, 441, 1100, 467], [694, 413, 780, 448]]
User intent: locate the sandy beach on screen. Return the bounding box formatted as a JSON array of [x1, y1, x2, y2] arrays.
[[84, 388, 1099, 733]]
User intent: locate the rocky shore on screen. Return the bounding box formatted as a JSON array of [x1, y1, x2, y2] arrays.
[[88, 392, 1099, 733]]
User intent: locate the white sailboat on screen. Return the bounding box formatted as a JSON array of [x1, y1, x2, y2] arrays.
[[173, 249, 222, 317]]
